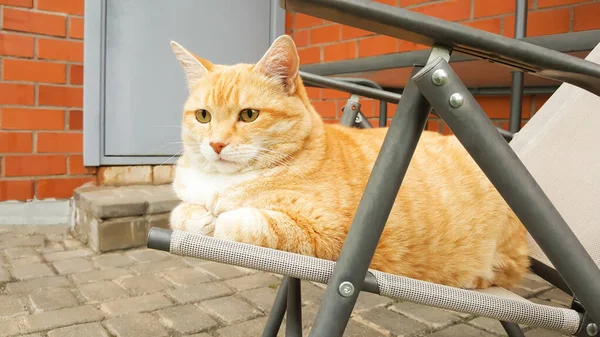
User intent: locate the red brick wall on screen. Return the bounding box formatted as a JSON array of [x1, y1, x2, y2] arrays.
[[286, 0, 600, 130], [0, 0, 93, 201]]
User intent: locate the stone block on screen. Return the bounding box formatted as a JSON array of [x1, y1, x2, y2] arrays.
[[166, 281, 234, 305], [90, 217, 147, 253], [5, 276, 70, 293], [162, 268, 215, 287], [104, 312, 169, 337], [359, 307, 428, 336], [389, 301, 461, 329], [156, 304, 218, 334], [200, 295, 261, 324], [48, 323, 110, 337], [0, 266, 10, 283], [70, 268, 132, 284], [239, 287, 277, 313], [28, 288, 79, 312], [429, 323, 496, 337], [11, 262, 55, 280], [92, 253, 134, 269], [100, 293, 172, 316], [0, 295, 28, 318], [116, 274, 171, 295], [224, 273, 280, 292], [43, 248, 94, 262], [23, 305, 104, 334], [146, 213, 171, 231], [78, 280, 128, 303], [152, 165, 174, 185], [53, 257, 94, 275], [98, 166, 153, 186], [144, 185, 179, 214]]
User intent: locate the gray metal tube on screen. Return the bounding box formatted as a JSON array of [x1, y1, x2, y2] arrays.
[[262, 278, 289, 337], [501, 321, 526, 337], [286, 277, 302, 336], [379, 100, 388, 127], [300, 71, 401, 103], [339, 98, 361, 127], [308, 65, 433, 337], [412, 57, 600, 326], [508, 0, 528, 133]]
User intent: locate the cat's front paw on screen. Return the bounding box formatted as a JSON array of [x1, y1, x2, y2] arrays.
[[170, 202, 215, 235], [213, 208, 273, 246]]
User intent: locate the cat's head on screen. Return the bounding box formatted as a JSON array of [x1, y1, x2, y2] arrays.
[[171, 35, 317, 174]]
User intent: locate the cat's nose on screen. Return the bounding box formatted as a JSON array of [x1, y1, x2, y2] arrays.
[[209, 142, 228, 154]]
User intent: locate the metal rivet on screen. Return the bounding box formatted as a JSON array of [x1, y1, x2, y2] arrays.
[[449, 93, 464, 108], [431, 69, 448, 86], [355, 114, 363, 123], [587, 323, 598, 336], [338, 281, 355, 297], [351, 105, 357, 111]]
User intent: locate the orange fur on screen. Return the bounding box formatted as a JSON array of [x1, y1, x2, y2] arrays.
[[168, 36, 530, 289]]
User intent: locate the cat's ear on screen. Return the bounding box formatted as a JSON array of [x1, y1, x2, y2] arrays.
[[255, 35, 300, 94], [170, 41, 214, 89]]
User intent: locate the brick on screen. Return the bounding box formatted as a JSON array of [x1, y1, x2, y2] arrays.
[[44, 248, 94, 262], [157, 304, 218, 334], [70, 267, 131, 284], [0, 180, 34, 201], [24, 305, 103, 333], [224, 273, 280, 291], [311, 100, 338, 118], [305, 87, 320, 100], [68, 17, 84, 39], [239, 287, 277, 312], [429, 323, 496, 337], [38, 0, 85, 15], [297, 46, 320, 64], [1, 108, 65, 130], [130, 258, 187, 274], [48, 323, 109, 337], [4, 155, 66, 176], [476, 96, 532, 119], [0, 0, 33, 7], [0, 83, 34, 105], [359, 35, 397, 58], [473, 0, 514, 18], [323, 41, 356, 62], [38, 38, 83, 62], [2, 59, 66, 83], [0, 295, 27, 318], [573, 2, 600, 32], [77, 280, 127, 302], [166, 281, 234, 305], [197, 262, 250, 280], [292, 29, 309, 47], [360, 307, 428, 335], [390, 301, 460, 329], [411, 0, 471, 22], [53, 257, 94, 275], [200, 295, 261, 324], [341, 26, 373, 40], [0, 33, 34, 57], [36, 132, 83, 153], [11, 262, 55, 280], [68, 110, 83, 130], [162, 268, 215, 287], [116, 274, 171, 295], [0, 132, 32, 153], [309, 24, 341, 45], [2, 8, 66, 37], [462, 18, 502, 34], [104, 313, 168, 337], [69, 64, 83, 84], [38, 85, 83, 107], [321, 88, 348, 100], [28, 287, 79, 312], [538, 0, 588, 8], [504, 9, 570, 37], [100, 293, 172, 316], [294, 13, 323, 29], [91, 252, 133, 269]]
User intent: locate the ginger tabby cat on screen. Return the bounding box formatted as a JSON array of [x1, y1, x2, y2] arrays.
[[168, 35, 530, 289]]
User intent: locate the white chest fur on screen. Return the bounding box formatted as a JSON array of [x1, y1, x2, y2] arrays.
[[173, 165, 259, 206]]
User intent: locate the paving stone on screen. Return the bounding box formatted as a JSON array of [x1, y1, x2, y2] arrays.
[[44, 249, 94, 262], [359, 307, 428, 335], [428, 323, 496, 337], [92, 253, 134, 269], [116, 274, 171, 295], [104, 312, 169, 337], [78, 280, 128, 302], [525, 328, 569, 337], [46, 234, 68, 243], [29, 287, 79, 312], [167, 281, 235, 304], [11, 262, 55, 280], [5, 276, 70, 293], [24, 305, 104, 333], [389, 301, 461, 329], [0, 234, 45, 249], [48, 322, 110, 337], [53, 257, 95, 275], [468, 317, 517, 335], [181, 256, 210, 267], [215, 316, 270, 337], [186, 334, 211, 337], [344, 320, 387, 337], [70, 267, 131, 284], [126, 249, 169, 263], [4, 247, 38, 259], [63, 238, 85, 250], [197, 262, 250, 279], [156, 304, 218, 334], [239, 286, 278, 312], [130, 258, 187, 274], [9, 255, 43, 265], [200, 295, 262, 324], [0, 254, 6, 266], [224, 273, 280, 291], [530, 297, 569, 309], [538, 288, 573, 307], [300, 280, 324, 305], [36, 242, 64, 254], [0, 295, 28, 318], [0, 266, 9, 283], [0, 317, 24, 337], [100, 293, 172, 316], [162, 268, 216, 286], [354, 291, 394, 312], [520, 274, 553, 293]]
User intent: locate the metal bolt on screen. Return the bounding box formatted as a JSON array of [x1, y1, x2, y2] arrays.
[[338, 281, 355, 297], [587, 323, 598, 336], [449, 93, 465, 108], [351, 104, 357, 111], [431, 69, 448, 86], [355, 114, 363, 124]]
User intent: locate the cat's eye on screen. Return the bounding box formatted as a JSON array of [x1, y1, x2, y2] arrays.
[[239, 108, 259, 123], [195, 109, 211, 123]]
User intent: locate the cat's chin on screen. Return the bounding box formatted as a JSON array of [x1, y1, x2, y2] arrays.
[[210, 158, 247, 174]]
